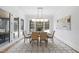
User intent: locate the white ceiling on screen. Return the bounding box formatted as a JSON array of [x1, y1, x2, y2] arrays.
[[0, 6, 64, 15], [0, 6, 76, 18]]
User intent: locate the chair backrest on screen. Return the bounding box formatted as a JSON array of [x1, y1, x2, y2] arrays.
[[52, 31, 55, 39], [23, 31, 27, 37], [40, 32, 48, 40], [32, 32, 39, 40], [53, 31, 55, 35]]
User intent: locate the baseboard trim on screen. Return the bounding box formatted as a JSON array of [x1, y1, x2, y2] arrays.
[[54, 36, 79, 53]]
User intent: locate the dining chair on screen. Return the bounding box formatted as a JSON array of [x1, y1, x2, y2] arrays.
[[48, 31, 55, 42], [23, 31, 27, 43], [23, 31, 31, 43], [52, 31, 55, 39], [30, 32, 39, 46], [40, 32, 48, 46]]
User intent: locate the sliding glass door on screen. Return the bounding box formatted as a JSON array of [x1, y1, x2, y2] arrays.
[[0, 18, 10, 44]]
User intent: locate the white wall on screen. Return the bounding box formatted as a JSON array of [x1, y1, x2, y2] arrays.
[[54, 6, 79, 51]]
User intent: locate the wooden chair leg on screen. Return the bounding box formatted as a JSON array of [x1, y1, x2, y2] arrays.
[[30, 40, 31, 44], [31, 40, 33, 46], [37, 40, 39, 46], [24, 38, 25, 43], [40, 41, 41, 46], [45, 40, 48, 46]]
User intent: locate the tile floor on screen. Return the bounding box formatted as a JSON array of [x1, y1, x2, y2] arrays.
[[6, 37, 77, 53]]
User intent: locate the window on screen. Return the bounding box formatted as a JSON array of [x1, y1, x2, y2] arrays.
[[36, 21, 43, 31], [14, 18, 19, 38], [0, 18, 10, 32], [0, 18, 10, 44], [29, 19, 49, 32], [45, 21, 49, 29], [14, 18, 18, 32]]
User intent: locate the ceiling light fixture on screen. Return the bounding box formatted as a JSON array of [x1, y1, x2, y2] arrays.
[[37, 7, 43, 19], [32, 7, 48, 22]]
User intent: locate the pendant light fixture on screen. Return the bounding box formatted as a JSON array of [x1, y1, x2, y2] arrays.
[[37, 7, 43, 19]]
